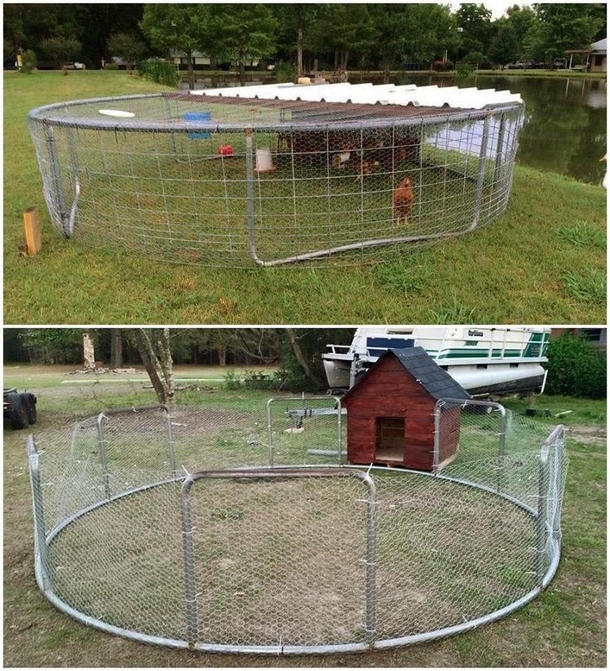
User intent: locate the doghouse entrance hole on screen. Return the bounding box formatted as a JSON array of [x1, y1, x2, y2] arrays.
[[376, 417, 405, 462]]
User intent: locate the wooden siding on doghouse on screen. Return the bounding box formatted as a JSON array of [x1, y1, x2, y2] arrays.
[[344, 354, 438, 470]]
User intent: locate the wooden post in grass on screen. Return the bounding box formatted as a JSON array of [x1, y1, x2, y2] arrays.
[[23, 207, 42, 255]]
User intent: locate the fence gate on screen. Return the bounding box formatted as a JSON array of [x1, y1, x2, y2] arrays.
[[180, 467, 376, 653], [266, 395, 344, 466], [96, 404, 175, 497]]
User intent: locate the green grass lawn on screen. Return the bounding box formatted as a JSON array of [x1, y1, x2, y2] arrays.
[[3, 366, 607, 666], [4, 71, 606, 324]]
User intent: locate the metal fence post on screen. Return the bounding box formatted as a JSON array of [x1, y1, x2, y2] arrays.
[[496, 404, 508, 494], [552, 427, 566, 541], [493, 112, 507, 185], [336, 398, 344, 465], [432, 400, 443, 474], [163, 405, 177, 475], [44, 123, 69, 235], [180, 477, 199, 647], [266, 398, 275, 467], [245, 128, 257, 262], [362, 472, 377, 646], [26, 436, 52, 591], [535, 443, 550, 585], [96, 413, 111, 499], [471, 112, 492, 229]]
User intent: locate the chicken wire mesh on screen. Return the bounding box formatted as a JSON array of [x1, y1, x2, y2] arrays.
[[27, 91, 523, 267], [27, 398, 566, 654]]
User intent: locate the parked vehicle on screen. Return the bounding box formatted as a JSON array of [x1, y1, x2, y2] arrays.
[[4, 388, 37, 429]]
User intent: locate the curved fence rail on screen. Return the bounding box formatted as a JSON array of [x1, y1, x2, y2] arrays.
[[27, 402, 566, 654], [27, 93, 523, 267]]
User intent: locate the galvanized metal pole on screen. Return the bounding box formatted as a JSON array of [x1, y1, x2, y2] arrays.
[[266, 398, 275, 467], [44, 123, 70, 236], [164, 405, 177, 476], [471, 113, 492, 230], [496, 404, 507, 494], [26, 436, 52, 591], [363, 472, 377, 646], [336, 398, 343, 465], [245, 128, 258, 262], [180, 478, 199, 647], [535, 445, 549, 585], [432, 401, 443, 474], [493, 112, 506, 185], [96, 413, 111, 499]]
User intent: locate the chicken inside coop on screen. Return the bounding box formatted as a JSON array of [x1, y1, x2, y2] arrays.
[[393, 175, 414, 225]]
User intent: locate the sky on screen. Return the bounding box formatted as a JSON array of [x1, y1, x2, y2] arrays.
[[449, 1, 532, 19]]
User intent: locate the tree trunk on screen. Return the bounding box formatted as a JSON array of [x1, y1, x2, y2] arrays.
[[342, 51, 349, 71], [239, 61, 246, 86], [383, 57, 391, 84], [187, 53, 195, 90], [218, 345, 227, 367], [284, 328, 322, 387], [133, 328, 175, 408], [297, 26, 303, 77], [82, 331, 95, 369], [110, 328, 123, 368]]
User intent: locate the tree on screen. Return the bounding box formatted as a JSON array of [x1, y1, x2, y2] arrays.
[[308, 4, 375, 72], [129, 328, 175, 407], [208, 4, 278, 84], [273, 4, 320, 76], [141, 4, 209, 90], [107, 32, 146, 70], [278, 328, 354, 392], [41, 35, 81, 70], [110, 328, 123, 368], [504, 5, 536, 56], [545, 332, 606, 399], [82, 331, 96, 369], [488, 24, 520, 66], [526, 4, 605, 62], [19, 329, 83, 364], [454, 3, 493, 61], [403, 4, 458, 68], [368, 5, 410, 82]]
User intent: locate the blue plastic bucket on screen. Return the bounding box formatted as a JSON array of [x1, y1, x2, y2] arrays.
[[184, 111, 212, 139]]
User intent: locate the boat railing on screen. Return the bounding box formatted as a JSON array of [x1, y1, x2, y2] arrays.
[[324, 344, 352, 355]]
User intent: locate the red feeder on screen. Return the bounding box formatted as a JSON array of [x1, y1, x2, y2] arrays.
[[218, 144, 234, 156]]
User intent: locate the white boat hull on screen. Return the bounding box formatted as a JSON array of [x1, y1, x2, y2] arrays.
[[322, 326, 550, 397]]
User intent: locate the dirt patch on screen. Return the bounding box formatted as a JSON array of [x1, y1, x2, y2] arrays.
[[566, 424, 606, 447]]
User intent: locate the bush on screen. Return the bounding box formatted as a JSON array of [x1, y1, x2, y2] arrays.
[[274, 61, 296, 83], [456, 62, 476, 79], [105, 62, 119, 71], [242, 370, 281, 391], [545, 333, 606, 399], [223, 370, 242, 390], [138, 58, 178, 87], [20, 49, 37, 74]]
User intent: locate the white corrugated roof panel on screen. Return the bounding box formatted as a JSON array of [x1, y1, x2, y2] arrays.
[[191, 82, 522, 110]]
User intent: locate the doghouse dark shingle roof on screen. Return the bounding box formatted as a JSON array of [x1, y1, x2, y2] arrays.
[[390, 347, 470, 400]]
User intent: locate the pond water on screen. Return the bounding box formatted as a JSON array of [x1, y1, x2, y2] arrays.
[[182, 73, 607, 185]]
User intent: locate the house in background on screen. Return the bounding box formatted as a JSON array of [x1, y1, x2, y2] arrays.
[[565, 37, 607, 72], [343, 347, 470, 472]]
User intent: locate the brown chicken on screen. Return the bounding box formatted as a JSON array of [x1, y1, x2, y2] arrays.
[[393, 175, 414, 225]]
